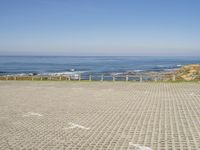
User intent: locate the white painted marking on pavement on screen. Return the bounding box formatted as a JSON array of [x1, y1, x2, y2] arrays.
[[23, 112, 43, 117], [129, 142, 152, 150], [66, 122, 90, 130], [189, 93, 195, 96]]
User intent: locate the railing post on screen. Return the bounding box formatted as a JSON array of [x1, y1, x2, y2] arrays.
[[79, 74, 81, 81], [41, 76, 43, 81], [59, 76, 61, 81], [158, 74, 160, 81], [14, 76, 16, 80], [172, 74, 176, 81], [140, 75, 143, 82], [32, 76, 34, 81], [6, 76, 8, 80], [101, 74, 104, 81], [126, 75, 129, 82], [89, 75, 92, 81], [113, 76, 115, 82]]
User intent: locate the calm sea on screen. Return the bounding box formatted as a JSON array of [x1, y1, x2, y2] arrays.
[[0, 56, 200, 76]]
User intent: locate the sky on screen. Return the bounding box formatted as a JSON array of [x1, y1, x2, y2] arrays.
[[0, 0, 200, 56]]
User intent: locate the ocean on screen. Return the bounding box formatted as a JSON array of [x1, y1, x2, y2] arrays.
[[0, 56, 200, 76]]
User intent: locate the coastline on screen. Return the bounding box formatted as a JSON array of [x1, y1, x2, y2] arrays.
[[1, 56, 200, 77], [1, 63, 200, 82]]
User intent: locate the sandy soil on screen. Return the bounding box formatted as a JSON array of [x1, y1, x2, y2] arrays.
[[0, 81, 200, 150]]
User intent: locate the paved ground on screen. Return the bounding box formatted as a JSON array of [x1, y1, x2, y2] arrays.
[[0, 81, 200, 150]]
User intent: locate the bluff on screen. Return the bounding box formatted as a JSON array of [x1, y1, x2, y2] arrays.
[[173, 64, 200, 81]]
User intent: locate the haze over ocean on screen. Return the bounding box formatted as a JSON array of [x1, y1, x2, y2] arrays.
[[0, 0, 200, 56]]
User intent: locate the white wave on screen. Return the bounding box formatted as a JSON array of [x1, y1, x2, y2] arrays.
[[134, 70, 143, 72], [7, 73, 33, 76], [39, 71, 87, 76], [7, 70, 87, 77], [176, 64, 182, 67], [156, 65, 165, 67], [125, 70, 143, 74], [111, 72, 124, 76], [70, 68, 75, 72]]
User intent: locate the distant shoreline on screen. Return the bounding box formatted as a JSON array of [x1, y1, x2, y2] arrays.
[[1, 64, 199, 82], [0, 56, 199, 80]]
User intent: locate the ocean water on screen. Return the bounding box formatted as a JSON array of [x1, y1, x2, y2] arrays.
[[0, 56, 200, 76]]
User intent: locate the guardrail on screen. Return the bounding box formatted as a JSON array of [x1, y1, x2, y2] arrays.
[[0, 74, 176, 82], [0, 74, 199, 82]]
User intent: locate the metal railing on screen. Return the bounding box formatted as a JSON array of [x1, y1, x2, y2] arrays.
[[0, 73, 199, 82]]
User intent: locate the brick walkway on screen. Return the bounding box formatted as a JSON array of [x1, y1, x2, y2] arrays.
[[0, 82, 200, 150]]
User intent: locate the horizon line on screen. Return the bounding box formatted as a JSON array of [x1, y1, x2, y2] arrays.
[[0, 55, 200, 57]]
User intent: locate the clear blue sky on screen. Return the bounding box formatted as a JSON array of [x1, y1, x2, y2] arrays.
[[0, 0, 200, 56]]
